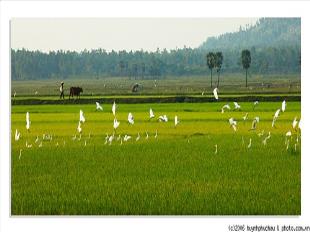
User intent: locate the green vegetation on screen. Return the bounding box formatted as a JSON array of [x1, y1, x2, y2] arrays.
[[12, 102, 301, 215], [12, 19, 300, 81]]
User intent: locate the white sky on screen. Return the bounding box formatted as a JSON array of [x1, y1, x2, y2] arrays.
[[11, 18, 258, 52]]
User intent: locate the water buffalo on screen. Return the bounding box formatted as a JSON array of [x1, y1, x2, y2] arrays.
[[69, 87, 83, 99]]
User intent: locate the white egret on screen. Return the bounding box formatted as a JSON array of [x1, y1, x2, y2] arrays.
[[233, 102, 241, 110], [228, 118, 237, 132], [35, 136, 39, 143], [96, 102, 103, 111], [72, 134, 77, 141], [221, 104, 230, 114], [112, 101, 116, 116], [149, 108, 155, 119], [19, 149, 23, 160], [250, 117, 259, 130], [214, 144, 218, 154], [15, 129, 20, 141], [243, 113, 249, 121], [272, 109, 281, 128], [35, 91, 38, 95], [113, 118, 120, 130], [257, 130, 265, 137], [108, 134, 114, 145], [26, 112, 31, 131], [13, 91, 17, 98], [247, 138, 252, 149], [136, 133, 140, 141], [253, 101, 259, 110], [38, 142, 43, 148], [26, 141, 32, 148], [145, 132, 149, 140], [174, 115, 179, 127], [292, 117, 298, 130], [77, 121, 82, 134], [124, 135, 132, 142], [286, 131, 292, 137], [282, 100, 286, 112], [213, 88, 219, 100], [262, 132, 271, 146], [79, 110, 85, 123], [128, 112, 134, 125], [158, 115, 168, 122], [154, 130, 158, 139]]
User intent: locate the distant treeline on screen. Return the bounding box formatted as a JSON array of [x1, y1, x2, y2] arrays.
[[11, 18, 301, 81], [11, 46, 300, 81]]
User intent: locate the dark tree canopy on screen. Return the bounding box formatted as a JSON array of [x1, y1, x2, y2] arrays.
[[241, 50, 251, 69]]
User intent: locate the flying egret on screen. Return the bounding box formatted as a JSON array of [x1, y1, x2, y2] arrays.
[[243, 113, 249, 121], [250, 117, 259, 130], [96, 102, 103, 111], [233, 102, 241, 110], [213, 88, 219, 100], [159, 115, 168, 122], [112, 101, 116, 116], [228, 118, 237, 132], [282, 100, 286, 112], [113, 118, 120, 130], [149, 108, 155, 119], [26, 112, 31, 131], [292, 117, 298, 130], [272, 109, 281, 128], [128, 112, 134, 125], [77, 121, 82, 134], [221, 104, 230, 114], [79, 110, 86, 123], [174, 115, 179, 127], [15, 129, 20, 141]]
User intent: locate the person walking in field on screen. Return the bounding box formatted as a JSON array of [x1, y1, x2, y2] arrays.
[[59, 81, 65, 99]]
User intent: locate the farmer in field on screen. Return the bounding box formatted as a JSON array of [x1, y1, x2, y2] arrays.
[[59, 81, 65, 99]]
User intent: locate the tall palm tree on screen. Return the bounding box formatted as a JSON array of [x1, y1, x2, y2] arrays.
[[241, 50, 251, 87]]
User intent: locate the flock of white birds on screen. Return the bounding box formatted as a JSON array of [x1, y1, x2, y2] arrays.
[[14, 88, 301, 158]]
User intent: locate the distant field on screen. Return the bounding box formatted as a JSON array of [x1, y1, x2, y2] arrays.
[[12, 101, 301, 215], [11, 74, 300, 96]]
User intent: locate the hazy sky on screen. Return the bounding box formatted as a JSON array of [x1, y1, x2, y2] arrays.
[[11, 18, 258, 52]]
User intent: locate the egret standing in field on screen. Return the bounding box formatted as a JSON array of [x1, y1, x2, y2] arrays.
[[213, 88, 219, 100], [262, 132, 271, 146], [26, 112, 31, 132], [292, 117, 298, 130], [77, 121, 82, 134], [112, 101, 116, 116], [214, 144, 218, 154], [242, 113, 249, 121], [128, 112, 134, 125], [282, 100, 286, 112], [233, 102, 241, 110], [13, 91, 17, 98], [272, 109, 281, 128], [253, 101, 259, 110], [247, 138, 252, 149], [174, 115, 179, 127], [149, 108, 155, 120], [250, 117, 260, 130], [79, 110, 86, 123], [15, 129, 20, 141], [221, 104, 230, 114], [113, 118, 120, 130], [158, 115, 168, 122], [136, 133, 140, 141], [228, 118, 237, 132], [96, 102, 103, 111]]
